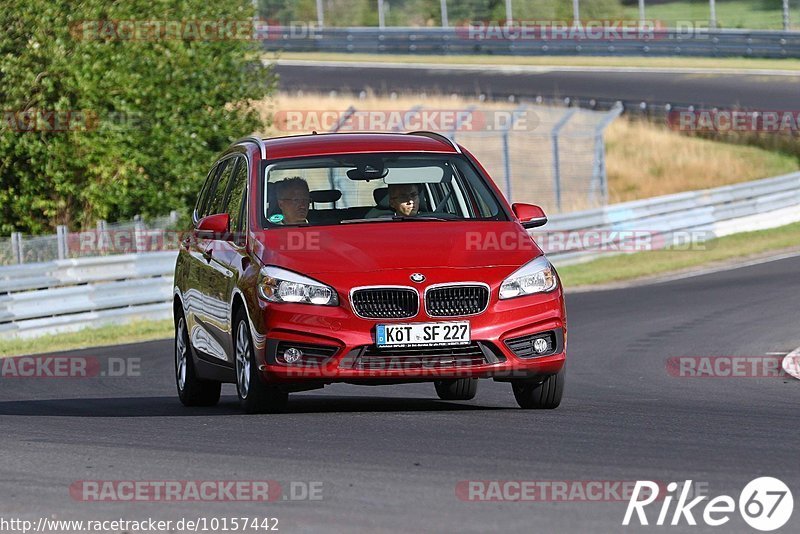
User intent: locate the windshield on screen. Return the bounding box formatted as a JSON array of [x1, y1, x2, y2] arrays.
[[261, 154, 507, 227]]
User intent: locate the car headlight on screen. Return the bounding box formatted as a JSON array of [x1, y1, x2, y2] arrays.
[[499, 256, 558, 300], [258, 266, 339, 306]]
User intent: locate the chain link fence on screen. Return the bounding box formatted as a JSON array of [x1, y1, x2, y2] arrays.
[[0, 212, 181, 266], [452, 104, 622, 213], [327, 103, 623, 214], [269, 0, 800, 31]]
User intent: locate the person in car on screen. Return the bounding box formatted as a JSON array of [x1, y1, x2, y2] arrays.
[[388, 183, 420, 216], [275, 177, 310, 224]]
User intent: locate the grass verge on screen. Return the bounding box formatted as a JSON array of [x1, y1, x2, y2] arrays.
[[622, 1, 793, 31], [558, 221, 800, 287], [0, 319, 173, 358], [272, 52, 800, 72]]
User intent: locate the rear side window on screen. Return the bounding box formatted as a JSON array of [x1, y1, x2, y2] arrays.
[[206, 158, 234, 216], [226, 157, 248, 235]]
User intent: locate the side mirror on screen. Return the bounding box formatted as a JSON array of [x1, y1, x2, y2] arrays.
[[512, 203, 548, 229], [195, 213, 230, 240]]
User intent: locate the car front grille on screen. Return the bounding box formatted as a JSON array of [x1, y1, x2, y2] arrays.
[[425, 285, 489, 317], [351, 287, 419, 319]]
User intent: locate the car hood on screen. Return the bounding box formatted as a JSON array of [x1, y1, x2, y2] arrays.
[[252, 221, 542, 275]]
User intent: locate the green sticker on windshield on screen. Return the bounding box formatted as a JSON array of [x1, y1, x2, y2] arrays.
[[268, 214, 284, 224]]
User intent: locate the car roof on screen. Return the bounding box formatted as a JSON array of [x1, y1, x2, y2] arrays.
[[251, 132, 460, 161]]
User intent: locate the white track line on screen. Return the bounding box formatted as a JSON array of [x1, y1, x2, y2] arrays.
[[272, 59, 800, 77]]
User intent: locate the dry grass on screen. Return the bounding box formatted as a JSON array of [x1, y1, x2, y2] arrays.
[[254, 92, 799, 208], [273, 52, 800, 72], [605, 119, 799, 203]]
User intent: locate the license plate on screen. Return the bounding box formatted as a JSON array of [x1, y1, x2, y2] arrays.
[[376, 321, 470, 347]]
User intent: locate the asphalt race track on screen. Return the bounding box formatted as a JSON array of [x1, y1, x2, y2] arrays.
[[2, 255, 799, 533], [274, 62, 800, 110]]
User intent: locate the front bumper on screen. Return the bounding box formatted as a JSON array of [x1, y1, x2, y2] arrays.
[[252, 285, 567, 384]]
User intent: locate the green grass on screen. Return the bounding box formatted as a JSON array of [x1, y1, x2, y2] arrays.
[[273, 52, 800, 72], [0, 319, 173, 358], [623, 0, 793, 31], [559, 221, 800, 287]]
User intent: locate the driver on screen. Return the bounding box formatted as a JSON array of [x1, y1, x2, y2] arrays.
[[275, 177, 310, 224], [388, 183, 420, 216]]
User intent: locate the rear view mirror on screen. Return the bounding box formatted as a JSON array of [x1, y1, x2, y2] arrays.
[[346, 159, 389, 181], [195, 213, 230, 240], [512, 203, 548, 229]]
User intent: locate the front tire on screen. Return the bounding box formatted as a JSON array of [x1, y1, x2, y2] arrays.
[[511, 366, 565, 409], [175, 314, 221, 407], [234, 312, 288, 414], [434, 378, 478, 401]]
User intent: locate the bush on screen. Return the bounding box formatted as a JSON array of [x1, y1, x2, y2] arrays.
[[0, 0, 274, 234]]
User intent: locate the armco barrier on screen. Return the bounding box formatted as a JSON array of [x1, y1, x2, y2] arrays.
[[263, 27, 800, 59], [0, 252, 177, 339], [1, 172, 799, 339], [542, 171, 800, 264]]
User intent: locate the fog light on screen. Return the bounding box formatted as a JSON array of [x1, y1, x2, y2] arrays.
[[533, 338, 549, 354], [283, 347, 303, 364]]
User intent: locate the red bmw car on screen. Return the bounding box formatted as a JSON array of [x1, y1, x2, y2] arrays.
[[173, 132, 566, 413]]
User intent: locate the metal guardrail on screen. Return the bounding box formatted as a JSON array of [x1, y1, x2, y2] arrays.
[[263, 27, 800, 58], [541, 171, 800, 264], [0, 252, 176, 338], [1, 172, 799, 339], [1, 212, 180, 266]]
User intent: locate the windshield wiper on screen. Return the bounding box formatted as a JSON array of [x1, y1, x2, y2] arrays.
[[340, 215, 450, 224]]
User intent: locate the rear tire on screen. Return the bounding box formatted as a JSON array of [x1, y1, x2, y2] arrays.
[[175, 314, 221, 407], [434, 378, 478, 401], [511, 366, 565, 409], [234, 311, 288, 414]]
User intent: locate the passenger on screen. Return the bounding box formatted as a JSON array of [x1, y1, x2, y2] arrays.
[[388, 183, 420, 216], [274, 177, 310, 224]]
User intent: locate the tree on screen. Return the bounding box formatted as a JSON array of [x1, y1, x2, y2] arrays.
[[0, 0, 274, 234]]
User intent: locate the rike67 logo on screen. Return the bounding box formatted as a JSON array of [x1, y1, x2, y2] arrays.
[[623, 477, 793, 531]]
